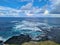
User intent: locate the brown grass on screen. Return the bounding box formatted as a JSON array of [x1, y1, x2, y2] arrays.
[[22, 41, 60, 45]]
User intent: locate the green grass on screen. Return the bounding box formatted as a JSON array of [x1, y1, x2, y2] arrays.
[[22, 41, 60, 45]]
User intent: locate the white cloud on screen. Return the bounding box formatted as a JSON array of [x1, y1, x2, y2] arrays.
[[20, 3, 32, 10], [0, 6, 21, 17], [0, 3, 47, 17], [0, 1, 60, 17], [44, 10, 49, 15], [49, 0, 60, 14], [20, 3, 49, 16]]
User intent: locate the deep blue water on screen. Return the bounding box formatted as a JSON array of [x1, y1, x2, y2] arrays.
[[0, 17, 60, 41]]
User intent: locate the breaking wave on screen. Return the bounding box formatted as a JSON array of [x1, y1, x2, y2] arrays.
[[13, 20, 51, 31], [12, 20, 52, 40]]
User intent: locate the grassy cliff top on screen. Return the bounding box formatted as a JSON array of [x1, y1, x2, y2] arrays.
[[22, 41, 60, 45]]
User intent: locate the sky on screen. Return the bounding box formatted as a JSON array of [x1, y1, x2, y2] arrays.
[[0, 0, 51, 8], [0, 0, 60, 17]]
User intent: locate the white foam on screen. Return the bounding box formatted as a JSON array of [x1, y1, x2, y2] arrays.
[[13, 20, 51, 32], [0, 37, 6, 42]]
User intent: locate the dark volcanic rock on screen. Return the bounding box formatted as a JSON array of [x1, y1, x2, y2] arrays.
[[47, 26, 60, 43], [4, 34, 31, 44]]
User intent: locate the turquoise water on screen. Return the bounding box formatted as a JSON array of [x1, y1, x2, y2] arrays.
[[15, 30, 44, 38]]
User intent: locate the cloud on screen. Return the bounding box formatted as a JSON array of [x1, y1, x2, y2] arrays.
[[0, 6, 20, 17], [0, 3, 48, 17], [20, 3, 49, 16], [0, 1, 60, 17], [49, 0, 60, 14], [0, 6, 26, 17], [20, 3, 32, 10]]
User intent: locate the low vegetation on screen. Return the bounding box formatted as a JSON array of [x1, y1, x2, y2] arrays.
[[22, 41, 60, 45]]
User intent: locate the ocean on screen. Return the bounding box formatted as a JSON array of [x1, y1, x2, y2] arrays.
[[0, 17, 60, 41]]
